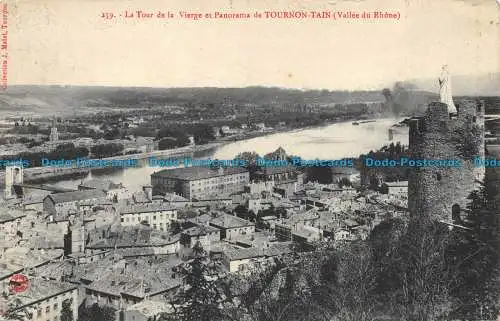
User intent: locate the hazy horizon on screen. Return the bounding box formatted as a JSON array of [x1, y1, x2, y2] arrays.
[[4, 71, 499, 96]]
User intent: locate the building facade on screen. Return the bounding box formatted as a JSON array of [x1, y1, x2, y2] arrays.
[[42, 190, 107, 216], [120, 205, 178, 231], [4, 166, 24, 199], [3, 279, 78, 321], [151, 167, 249, 200]]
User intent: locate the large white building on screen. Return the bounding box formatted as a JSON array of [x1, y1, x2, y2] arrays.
[[119, 204, 178, 231], [151, 167, 249, 200]]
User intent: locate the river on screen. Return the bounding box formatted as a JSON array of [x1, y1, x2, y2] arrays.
[[38, 118, 408, 195]]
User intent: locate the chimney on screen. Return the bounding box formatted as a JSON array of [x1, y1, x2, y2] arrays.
[[143, 185, 153, 201]]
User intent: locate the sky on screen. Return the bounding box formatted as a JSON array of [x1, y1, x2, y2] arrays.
[[7, 0, 500, 90]]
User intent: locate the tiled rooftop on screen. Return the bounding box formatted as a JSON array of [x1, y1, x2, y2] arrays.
[[44, 190, 107, 204], [209, 214, 254, 229], [152, 167, 248, 181], [6, 278, 77, 311]]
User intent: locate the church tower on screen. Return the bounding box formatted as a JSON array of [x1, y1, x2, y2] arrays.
[[49, 117, 59, 142]]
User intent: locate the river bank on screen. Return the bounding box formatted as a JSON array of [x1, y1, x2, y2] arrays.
[[0, 115, 399, 190], [0, 142, 225, 187]]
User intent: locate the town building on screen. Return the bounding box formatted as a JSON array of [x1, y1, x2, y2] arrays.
[[119, 204, 178, 231], [161, 193, 191, 207], [151, 167, 249, 200], [222, 242, 292, 273], [85, 226, 180, 258], [254, 147, 300, 183], [2, 278, 78, 321], [82, 257, 181, 312], [385, 181, 408, 195], [123, 300, 174, 321], [42, 190, 107, 217], [209, 214, 255, 241], [4, 166, 24, 200], [179, 225, 221, 249], [0, 210, 26, 237]]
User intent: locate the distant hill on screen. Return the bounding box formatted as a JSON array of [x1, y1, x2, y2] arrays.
[[0, 85, 390, 115], [0, 83, 483, 116]]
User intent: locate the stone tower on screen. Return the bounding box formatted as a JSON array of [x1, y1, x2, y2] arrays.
[[65, 214, 86, 256], [71, 223, 85, 254], [49, 117, 59, 142], [4, 166, 24, 199], [408, 82, 485, 222]]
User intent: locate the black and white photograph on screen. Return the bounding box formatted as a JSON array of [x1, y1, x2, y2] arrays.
[[0, 0, 498, 320]]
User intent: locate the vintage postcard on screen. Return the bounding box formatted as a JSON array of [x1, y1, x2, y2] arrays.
[[0, 0, 498, 320]]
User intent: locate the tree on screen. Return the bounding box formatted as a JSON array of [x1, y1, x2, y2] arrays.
[[396, 223, 454, 321], [190, 124, 215, 144], [0, 292, 33, 321], [91, 143, 124, 158], [235, 151, 261, 177], [60, 298, 74, 321], [79, 303, 116, 321], [446, 166, 500, 320], [305, 166, 332, 184], [337, 177, 352, 188], [328, 242, 377, 321], [173, 242, 225, 321], [170, 221, 182, 235], [234, 205, 249, 219]]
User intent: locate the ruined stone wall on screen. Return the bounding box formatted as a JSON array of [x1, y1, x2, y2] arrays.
[[408, 100, 485, 222]]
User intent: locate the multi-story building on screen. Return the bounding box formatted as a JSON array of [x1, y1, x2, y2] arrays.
[[2, 278, 78, 321], [119, 204, 178, 231], [4, 166, 23, 199], [151, 167, 249, 200], [42, 190, 107, 217], [179, 225, 221, 249], [0, 210, 26, 237], [209, 214, 255, 240]]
